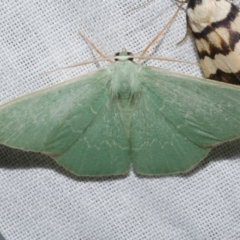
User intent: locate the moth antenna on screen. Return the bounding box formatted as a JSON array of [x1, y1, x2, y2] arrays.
[[126, 0, 154, 13], [78, 31, 113, 63], [135, 55, 198, 66], [177, 23, 191, 45], [175, 0, 187, 3], [138, 2, 184, 62], [42, 57, 115, 75]]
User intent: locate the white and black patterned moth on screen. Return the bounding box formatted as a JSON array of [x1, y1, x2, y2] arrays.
[[185, 0, 240, 84]]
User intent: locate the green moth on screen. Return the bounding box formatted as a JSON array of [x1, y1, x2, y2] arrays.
[[1, 49, 240, 177]]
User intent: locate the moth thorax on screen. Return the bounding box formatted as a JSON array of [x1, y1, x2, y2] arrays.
[[110, 62, 141, 98]]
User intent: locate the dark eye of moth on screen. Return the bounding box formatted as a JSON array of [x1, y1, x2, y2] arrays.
[[115, 52, 134, 61]]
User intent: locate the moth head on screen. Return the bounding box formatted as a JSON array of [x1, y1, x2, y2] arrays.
[[115, 49, 134, 62], [187, 0, 203, 10]]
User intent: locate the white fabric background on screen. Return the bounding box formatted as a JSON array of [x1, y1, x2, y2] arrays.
[[1, 1, 240, 239]]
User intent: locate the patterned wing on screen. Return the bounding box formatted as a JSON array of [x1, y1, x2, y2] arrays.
[[187, 0, 240, 84]]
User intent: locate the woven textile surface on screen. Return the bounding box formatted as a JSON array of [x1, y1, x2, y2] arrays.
[[1, 1, 240, 239]]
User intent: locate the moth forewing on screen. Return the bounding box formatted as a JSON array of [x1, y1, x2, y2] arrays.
[[186, 0, 240, 84]]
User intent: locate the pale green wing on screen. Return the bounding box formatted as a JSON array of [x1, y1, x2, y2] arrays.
[[0, 69, 130, 176], [131, 67, 240, 175]]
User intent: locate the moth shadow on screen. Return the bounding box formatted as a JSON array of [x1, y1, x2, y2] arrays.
[[181, 137, 240, 178], [0, 144, 128, 182]]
